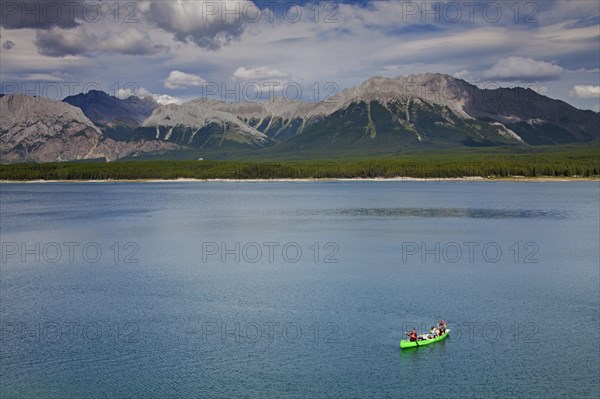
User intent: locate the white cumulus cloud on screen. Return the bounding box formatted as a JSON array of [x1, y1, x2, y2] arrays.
[[116, 86, 185, 105], [483, 57, 564, 81], [116, 86, 153, 99], [452, 70, 471, 80], [569, 85, 600, 99], [24, 71, 73, 81], [164, 70, 206, 89], [233, 66, 291, 80], [152, 94, 185, 105]]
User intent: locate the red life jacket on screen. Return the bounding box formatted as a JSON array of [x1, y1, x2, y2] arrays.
[[410, 332, 417, 341]]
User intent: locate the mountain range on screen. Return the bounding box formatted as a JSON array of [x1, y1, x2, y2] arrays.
[[0, 94, 180, 163], [1, 73, 598, 163]]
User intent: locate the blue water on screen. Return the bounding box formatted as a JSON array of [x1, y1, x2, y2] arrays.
[[1, 181, 599, 398]]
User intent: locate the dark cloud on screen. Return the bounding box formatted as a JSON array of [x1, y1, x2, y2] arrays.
[[3, 1, 249, 53], [145, 1, 246, 51], [34, 26, 168, 57], [96, 28, 169, 56], [2, 40, 15, 50], [0, 1, 81, 30], [34, 26, 91, 56]]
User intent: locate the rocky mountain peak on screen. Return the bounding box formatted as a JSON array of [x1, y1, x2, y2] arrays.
[[63, 90, 159, 127], [1, 94, 181, 163], [329, 73, 471, 118], [1, 94, 99, 134]]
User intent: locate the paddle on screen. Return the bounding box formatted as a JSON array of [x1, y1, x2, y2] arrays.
[[403, 330, 419, 346]]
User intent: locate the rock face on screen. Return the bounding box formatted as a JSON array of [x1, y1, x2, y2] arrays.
[[2, 74, 598, 162], [142, 73, 597, 154], [0, 95, 179, 163], [134, 100, 271, 151], [330, 73, 598, 137], [63, 90, 159, 137], [185, 98, 335, 141]]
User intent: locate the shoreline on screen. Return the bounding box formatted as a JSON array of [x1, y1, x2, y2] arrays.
[[1, 176, 598, 183]]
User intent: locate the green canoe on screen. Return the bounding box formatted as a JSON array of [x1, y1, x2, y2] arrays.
[[400, 330, 450, 349]]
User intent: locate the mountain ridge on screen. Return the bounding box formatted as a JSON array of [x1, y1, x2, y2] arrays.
[[0, 94, 181, 163], [63, 90, 160, 141], [2, 73, 598, 163], [135, 73, 596, 153]]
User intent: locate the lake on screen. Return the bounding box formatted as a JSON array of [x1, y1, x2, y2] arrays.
[[1, 181, 598, 398]]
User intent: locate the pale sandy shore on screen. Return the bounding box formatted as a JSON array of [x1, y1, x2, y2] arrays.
[[1, 176, 598, 183]]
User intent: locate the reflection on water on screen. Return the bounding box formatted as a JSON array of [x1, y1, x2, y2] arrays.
[[333, 208, 568, 219], [277, 208, 569, 219]]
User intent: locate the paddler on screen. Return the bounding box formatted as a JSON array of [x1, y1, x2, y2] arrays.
[[404, 328, 418, 342], [429, 326, 436, 338]]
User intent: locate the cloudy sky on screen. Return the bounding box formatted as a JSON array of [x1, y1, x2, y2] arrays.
[[1, 0, 599, 110]]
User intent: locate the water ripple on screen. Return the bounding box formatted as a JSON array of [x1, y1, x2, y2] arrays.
[[274, 207, 570, 219]]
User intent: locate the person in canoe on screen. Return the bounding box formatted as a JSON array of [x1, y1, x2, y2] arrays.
[[428, 326, 437, 339], [404, 328, 418, 341], [439, 320, 447, 334]]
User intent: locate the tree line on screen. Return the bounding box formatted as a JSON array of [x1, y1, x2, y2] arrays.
[[2, 148, 598, 180]]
